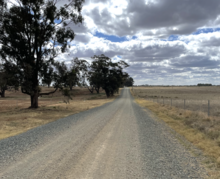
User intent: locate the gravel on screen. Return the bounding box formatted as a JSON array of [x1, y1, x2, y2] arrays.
[[0, 88, 208, 178]]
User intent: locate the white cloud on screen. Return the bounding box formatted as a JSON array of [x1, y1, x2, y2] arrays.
[[52, 0, 220, 85]]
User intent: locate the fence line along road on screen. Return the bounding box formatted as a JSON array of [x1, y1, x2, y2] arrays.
[[144, 97, 213, 117]]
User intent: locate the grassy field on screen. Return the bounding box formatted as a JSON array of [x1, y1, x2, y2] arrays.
[[133, 86, 220, 117], [133, 86, 220, 100], [0, 87, 118, 140], [132, 87, 220, 178]]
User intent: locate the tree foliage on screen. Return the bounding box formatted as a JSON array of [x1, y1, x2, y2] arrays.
[[68, 57, 89, 89], [88, 54, 129, 97], [0, 61, 19, 97], [124, 77, 134, 87], [53, 58, 89, 91], [41, 66, 54, 87], [0, 0, 84, 108], [197, 83, 212, 86], [60, 88, 72, 104]]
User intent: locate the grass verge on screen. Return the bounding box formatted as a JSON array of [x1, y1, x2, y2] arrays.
[[0, 90, 120, 141], [131, 89, 220, 178]]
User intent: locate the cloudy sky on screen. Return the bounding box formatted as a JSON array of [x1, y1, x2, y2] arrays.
[[56, 0, 220, 85]]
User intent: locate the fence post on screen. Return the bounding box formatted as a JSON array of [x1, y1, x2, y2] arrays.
[[184, 99, 185, 110], [208, 100, 210, 117]]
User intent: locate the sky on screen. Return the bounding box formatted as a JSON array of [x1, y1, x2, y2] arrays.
[[10, 0, 220, 85]]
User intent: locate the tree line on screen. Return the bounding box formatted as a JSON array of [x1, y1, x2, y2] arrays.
[[0, 0, 134, 108], [197, 83, 212, 86]]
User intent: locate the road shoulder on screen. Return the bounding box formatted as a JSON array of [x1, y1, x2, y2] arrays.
[[131, 91, 220, 179]]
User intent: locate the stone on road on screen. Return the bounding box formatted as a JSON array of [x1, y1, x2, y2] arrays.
[[0, 88, 206, 178]]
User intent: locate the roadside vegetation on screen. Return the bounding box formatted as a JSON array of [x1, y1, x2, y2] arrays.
[[131, 87, 220, 178], [0, 87, 121, 140], [0, 0, 132, 108], [0, 0, 134, 141], [134, 86, 220, 117]]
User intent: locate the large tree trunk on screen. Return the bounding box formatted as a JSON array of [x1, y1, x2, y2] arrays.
[[104, 89, 110, 98], [0, 87, 6, 97], [110, 90, 114, 97], [88, 86, 94, 93], [30, 92, 39, 108], [0, 90, 5, 97], [95, 86, 100, 94]]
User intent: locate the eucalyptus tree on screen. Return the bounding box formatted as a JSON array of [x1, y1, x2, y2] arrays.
[[87, 68, 102, 94], [0, 61, 19, 97], [53, 58, 89, 91], [53, 61, 68, 89], [41, 66, 54, 88], [124, 76, 134, 87], [0, 0, 84, 108], [68, 57, 89, 90], [89, 54, 129, 97]]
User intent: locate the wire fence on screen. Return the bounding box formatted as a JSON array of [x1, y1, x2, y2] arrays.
[[131, 88, 220, 117], [141, 96, 220, 117]]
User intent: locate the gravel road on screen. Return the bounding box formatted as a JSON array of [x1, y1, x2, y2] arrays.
[[0, 88, 207, 178]]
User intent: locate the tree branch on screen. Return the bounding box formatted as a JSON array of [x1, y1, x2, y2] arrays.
[[21, 87, 31, 95], [39, 87, 58, 96]]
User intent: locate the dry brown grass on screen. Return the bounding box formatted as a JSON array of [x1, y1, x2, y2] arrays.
[[133, 86, 220, 117], [0, 87, 119, 140], [133, 86, 220, 100], [131, 88, 220, 178]]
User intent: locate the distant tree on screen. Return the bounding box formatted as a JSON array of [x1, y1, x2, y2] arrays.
[[68, 58, 89, 90], [41, 66, 54, 88], [0, 0, 84, 108], [61, 88, 72, 104], [53, 61, 68, 89], [0, 71, 7, 97], [89, 54, 129, 97], [0, 62, 19, 97], [197, 83, 212, 86], [87, 70, 102, 94], [53, 58, 89, 91], [87, 84, 95, 94], [66, 68, 77, 90], [124, 76, 134, 87]]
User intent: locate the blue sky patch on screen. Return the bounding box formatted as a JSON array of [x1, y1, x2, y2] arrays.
[[162, 35, 179, 42], [167, 35, 179, 41], [131, 36, 137, 40], [94, 31, 137, 42], [193, 28, 220, 35], [113, 55, 122, 61], [54, 19, 62, 24], [162, 28, 220, 43]]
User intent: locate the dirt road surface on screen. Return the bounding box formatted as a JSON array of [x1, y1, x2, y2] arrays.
[[0, 88, 207, 178]]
